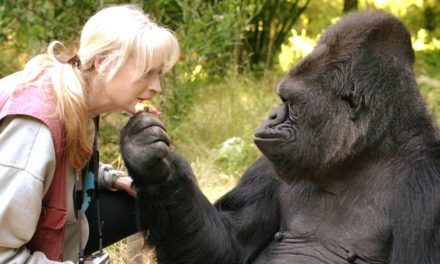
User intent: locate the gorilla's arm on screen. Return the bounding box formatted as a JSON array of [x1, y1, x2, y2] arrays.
[[137, 154, 280, 264], [121, 113, 280, 264], [389, 161, 440, 263]]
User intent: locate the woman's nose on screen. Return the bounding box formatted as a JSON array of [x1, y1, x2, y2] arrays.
[[149, 76, 161, 93]]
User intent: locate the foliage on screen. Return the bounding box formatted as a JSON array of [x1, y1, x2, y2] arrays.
[[293, 0, 343, 37], [0, 0, 141, 77], [243, 0, 311, 72], [146, 0, 311, 73], [415, 49, 440, 124], [146, 0, 246, 76], [213, 137, 257, 176]]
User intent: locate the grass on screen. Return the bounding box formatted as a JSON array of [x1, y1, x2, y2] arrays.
[[169, 73, 280, 188]]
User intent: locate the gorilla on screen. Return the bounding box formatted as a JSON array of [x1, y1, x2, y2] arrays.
[[120, 11, 440, 263]]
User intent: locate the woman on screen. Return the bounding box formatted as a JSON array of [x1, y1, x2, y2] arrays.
[[0, 4, 179, 263]]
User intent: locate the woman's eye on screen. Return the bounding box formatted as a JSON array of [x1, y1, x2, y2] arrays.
[[143, 71, 153, 79], [143, 69, 163, 79]]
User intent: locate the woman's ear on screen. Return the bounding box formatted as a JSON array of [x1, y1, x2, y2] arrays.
[[92, 52, 110, 73], [93, 58, 102, 73]]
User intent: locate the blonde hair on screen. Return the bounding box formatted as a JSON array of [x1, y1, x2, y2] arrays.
[[20, 4, 180, 169]]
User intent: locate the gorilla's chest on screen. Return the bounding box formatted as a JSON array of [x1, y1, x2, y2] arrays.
[[254, 183, 390, 263]]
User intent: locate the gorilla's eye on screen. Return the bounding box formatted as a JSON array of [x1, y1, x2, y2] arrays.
[[287, 102, 298, 121], [279, 95, 288, 103], [341, 93, 361, 109]]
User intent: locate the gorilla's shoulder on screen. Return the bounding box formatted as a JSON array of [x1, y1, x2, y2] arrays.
[[240, 156, 279, 184], [214, 156, 281, 208]]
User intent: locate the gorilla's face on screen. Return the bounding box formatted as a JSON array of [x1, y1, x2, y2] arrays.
[[254, 11, 418, 183], [254, 44, 369, 182]]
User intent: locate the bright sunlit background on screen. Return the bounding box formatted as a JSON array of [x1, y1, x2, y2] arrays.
[[1, 0, 439, 262]]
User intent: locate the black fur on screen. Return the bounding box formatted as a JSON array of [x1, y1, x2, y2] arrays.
[[120, 11, 440, 263]]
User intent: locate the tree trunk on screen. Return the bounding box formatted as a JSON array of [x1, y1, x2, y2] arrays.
[[343, 0, 358, 13], [245, 0, 310, 70]]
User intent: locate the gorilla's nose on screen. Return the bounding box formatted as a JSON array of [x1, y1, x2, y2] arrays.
[[254, 103, 289, 139], [267, 104, 289, 128]]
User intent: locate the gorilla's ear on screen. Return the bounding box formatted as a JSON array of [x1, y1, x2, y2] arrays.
[[341, 90, 362, 121]]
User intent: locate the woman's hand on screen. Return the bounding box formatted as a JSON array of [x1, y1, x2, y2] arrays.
[[113, 176, 137, 197], [98, 163, 137, 197]]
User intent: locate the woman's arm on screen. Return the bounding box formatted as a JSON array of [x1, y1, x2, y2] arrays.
[[0, 116, 73, 264], [98, 162, 136, 197]]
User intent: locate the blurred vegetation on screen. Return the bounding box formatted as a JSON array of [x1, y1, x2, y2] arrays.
[[1, 0, 440, 262]]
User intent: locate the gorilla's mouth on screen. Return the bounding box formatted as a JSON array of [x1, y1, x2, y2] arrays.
[[254, 113, 297, 141], [254, 123, 296, 161], [254, 124, 295, 140], [254, 103, 297, 145]]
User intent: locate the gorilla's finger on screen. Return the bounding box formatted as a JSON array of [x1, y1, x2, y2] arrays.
[[120, 112, 173, 186], [131, 158, 171, 185], [122, 140, 169, 166], [136, 125, 170, 146], [147, 141, 170, 159], [124, 112, 167, 135]]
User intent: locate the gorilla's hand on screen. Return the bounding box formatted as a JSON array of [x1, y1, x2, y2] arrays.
[[120, 112, 171, 186]]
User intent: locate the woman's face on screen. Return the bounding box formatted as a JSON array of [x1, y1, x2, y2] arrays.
[[88, 55, 162, 115]]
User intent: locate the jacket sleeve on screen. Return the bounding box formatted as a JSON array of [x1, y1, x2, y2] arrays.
[[0, 116, 73, 264]]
